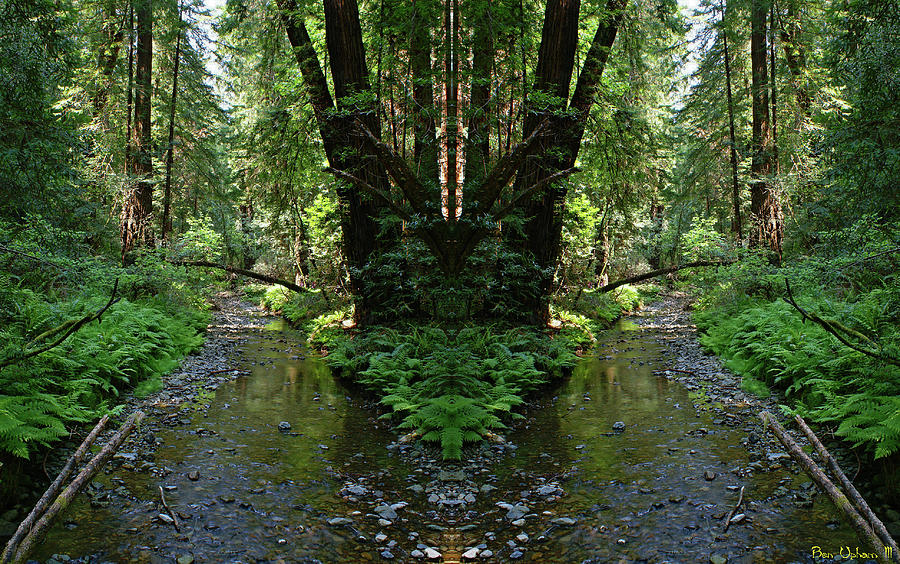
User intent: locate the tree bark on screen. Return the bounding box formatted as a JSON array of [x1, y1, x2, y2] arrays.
[[92, 1, 125, 119], [121, 0, 154, 263], [749, 0, 782, 263], [162, 4, 182, 242], [464, 0, 493, 188], [515, 0, 626, 323], [410, 0, 439, 184], [720, 0, 742, 240], [277, 0, 395, 324], [596, 260, 734, 293]]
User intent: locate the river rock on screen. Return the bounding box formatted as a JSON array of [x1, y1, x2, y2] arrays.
[[438, 470, 465, 482], [462, 548, 479, 559], [424, 547, 441, 559], [537, 484, 561, 496], [510, 549, 524, 559], [176, 555, 195, 564], [381, 549, 395, 559], [278, 421, 291, 431], [188, 471, 200, 481], [704, 471, 716, 481], [375, 504, 398, 521], [505, 504, 529, 520], [551, 517, 577, 526], [728, 513, 746, 524], [480, 550, 493, 558], [344, 484, 367, 496], [612, 421, 626, 431], [709, 555, 727, 564], [411, 550, 425, 558], [327, 517, 353, 526]]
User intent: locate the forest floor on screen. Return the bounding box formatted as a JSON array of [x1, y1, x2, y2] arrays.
[[12, 289, 894, 563]]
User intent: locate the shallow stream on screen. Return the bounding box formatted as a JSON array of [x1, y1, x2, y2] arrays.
[[35, 318, 862, 563]]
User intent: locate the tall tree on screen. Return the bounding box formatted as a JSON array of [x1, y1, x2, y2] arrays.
[[749, 0, 782, 261], [121, 0, 153, 262], [720, 0, 742, 240], [161, 2, 182, 242]]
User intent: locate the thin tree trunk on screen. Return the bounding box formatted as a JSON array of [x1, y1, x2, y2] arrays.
[[464, 0, 493, 188], [92, 2, 125, 120], [410, 0, 439, 183], [770, 2, 778, 175], [443, 0, 459, 220], [162, 4, 182, 242], [124, 1, 134, 174], [721, 0, 742, 240]]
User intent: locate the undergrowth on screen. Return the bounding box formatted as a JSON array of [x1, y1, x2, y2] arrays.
[[693, 222, 900, 459], [305, 286, 642, 459], [0, 223, 213, 462]]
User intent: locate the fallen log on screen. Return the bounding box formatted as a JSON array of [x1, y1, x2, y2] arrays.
[[759, 411, 891, 561], [1, 415, 109, 563], [793, 415, 899, 561], [9, 411, 145, 564], [169, 260, 305, 293], [597, 260, 735, 294]]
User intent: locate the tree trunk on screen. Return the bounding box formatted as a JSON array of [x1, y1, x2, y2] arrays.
[[721, 0, 742, 241], [464, 0, 493, 188], [410, 0, 439, 184], [515, 0, 625, 323], [92, 1, 125, 120], [779, 0, 809, 116], [749, 0, 782, 263], [277, 0, 395, 324], [161, 5, 182, 243], [121, 0, 153, 263]]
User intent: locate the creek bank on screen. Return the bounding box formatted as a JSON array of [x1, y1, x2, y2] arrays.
[[22, 291, 884, 563], [633, 290, 900, 542]]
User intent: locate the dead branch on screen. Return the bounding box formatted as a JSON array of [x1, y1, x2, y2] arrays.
[[1, 415, 110, 563], [170, 260, 305, 293], [597, 260, 735, 294], [0, 279, 120, 369], [783, 279, 900, 367], [158, 486, 181, 532], [722, 485, 745, 533], [759, 411, 888, 560], [10, 411, 145, 564], [794, 415, 899, 560]]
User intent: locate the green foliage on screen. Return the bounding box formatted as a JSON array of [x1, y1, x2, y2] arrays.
[[259, 285, 330, 324], [694, 230, 900, 458], [316, 325, 587, 459]]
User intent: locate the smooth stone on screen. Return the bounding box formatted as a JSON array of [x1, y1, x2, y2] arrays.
[[704, 471, 716, 481], [327, 517, 353, 526], [537, 485, 560, 496], [378, 518, 393, 527], [462, 548, 479, 559], [480, 550, 493, 558], [176, 555, 194, 564], [187, 471, 200, 481], [438, 470, 465, 482], [709, 555, 727, 564], [425, 547, 441, 559], [612, 421, 626, 431], [375, 533, 388, 543], [157, 513, 174, 524], [505, 504, 529, 520], [551, 517, 576, 526], [728, 513, 746, 524], [510, 550, 524, 559], [375, 504, 398, 521], [278, 421, 291, 431], [411, 550, 425, 558], [516, 533, 529, 543], [346, 485, 367, 496], [381, 550, 395, 559]]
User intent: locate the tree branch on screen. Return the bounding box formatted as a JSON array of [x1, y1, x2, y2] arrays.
[[324, 166, 412, 221], [170, 260, 306, 293], [597, 260, 735, 293], [0, 280, 120, 369], [783, 279, 900, 367], [493, 167, 580, 220]]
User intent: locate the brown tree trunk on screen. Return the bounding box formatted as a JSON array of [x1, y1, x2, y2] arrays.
[[162, 5, 182, 243], [515, 0, 626, 323], [464, 0, 493, 188], [443, 0, 459, 220], [410, 0, 439, 184], [92, 1, 125, 120], [121, 0, 153, 263], [749, 0, 782, 263], [779, 0, 809, 116], [721, 0, 742, 240], [277, 0, 395, 324]]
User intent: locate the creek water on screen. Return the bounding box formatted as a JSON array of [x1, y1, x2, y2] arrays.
[[35, 319, 863, 563]]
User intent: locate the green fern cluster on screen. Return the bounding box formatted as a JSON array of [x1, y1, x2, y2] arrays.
[[696, 281, 900, 459], [322, 325, 585, 459], [0, 285, 207, 459]]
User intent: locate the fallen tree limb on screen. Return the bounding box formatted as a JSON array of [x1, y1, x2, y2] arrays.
[[158, 486, 181, 532], [10, 411, 145, 564], [1, 415, 110, 563], [783, 279, 900, 367], [722, 485, 744, 533], [170, 260, 305, 293], [0, 279, 120, 369], [597, 260, 735, 294], [793, 415, 899, 561], [759, 411, 890, 561]]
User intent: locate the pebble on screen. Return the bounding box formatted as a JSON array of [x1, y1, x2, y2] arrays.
[[704, 471, 717, 481], [277, 421, 291, 431], [480, 550, 493, 558], [516, 533, 529, 543], [375, 532, 388, 542], [381, 549, 395, 559], [424, 547, 441, 559], [709, 555, 727, 564], [510, 549, 524, 559], [327, 517, 353, 526], [612, 421, 626, 431], [411, 549, 425, 558], [176, 555, 195, 564], [551, 517, 576, 526], [728, 513, 746, 524], [462, 548, 479, 559]]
